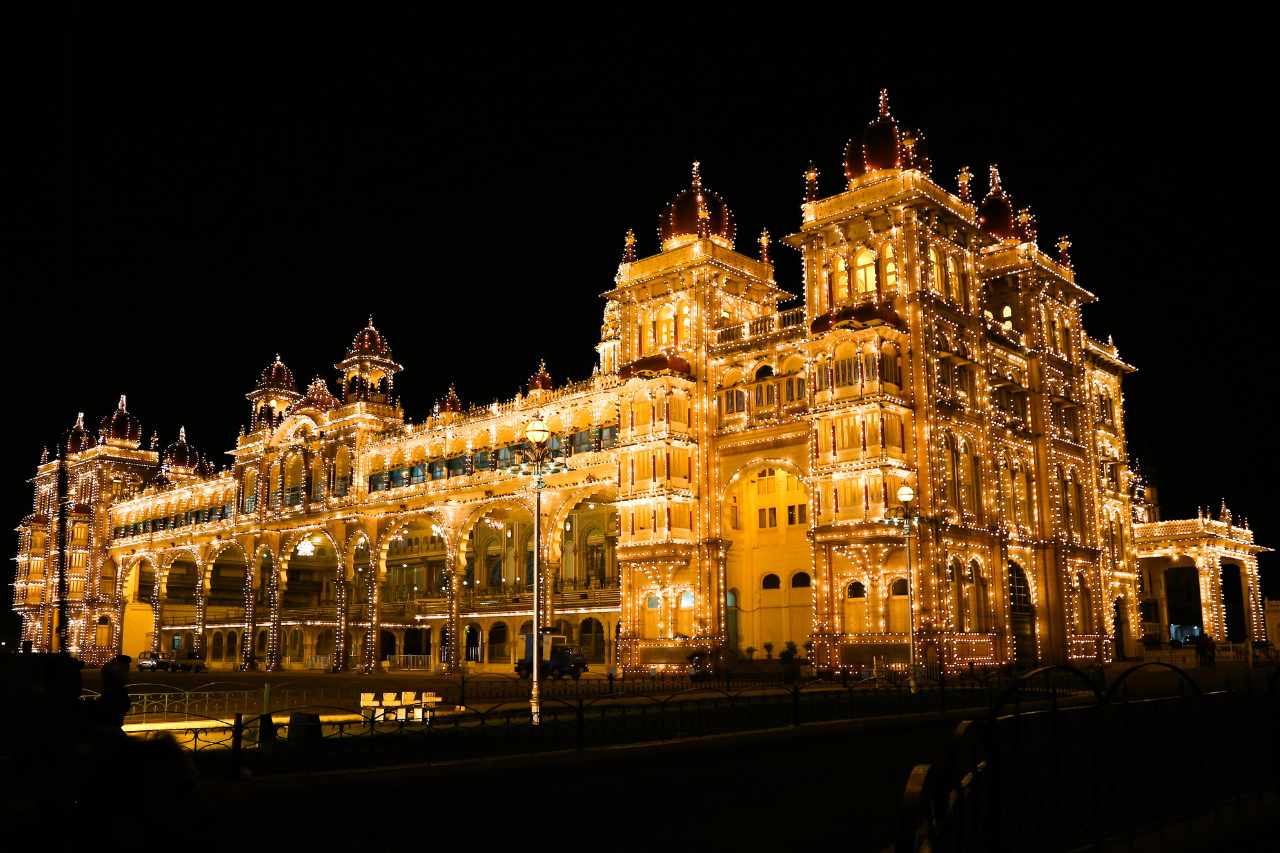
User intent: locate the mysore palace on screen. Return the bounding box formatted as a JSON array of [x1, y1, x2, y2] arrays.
[[13, 91, 1268, 674]]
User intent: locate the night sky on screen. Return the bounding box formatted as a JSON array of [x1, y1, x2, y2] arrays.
[[3, 17, 1275, 633]]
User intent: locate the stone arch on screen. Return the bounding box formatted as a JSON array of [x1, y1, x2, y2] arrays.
[[546, 484, 618, 567]]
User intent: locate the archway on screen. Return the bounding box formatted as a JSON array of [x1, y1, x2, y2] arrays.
[[465, 506, 534, 595], [1221, 562, 1247, 642], [725, 589, 740, 652], [120, 558, 156, 659], [1009, 561, 1036, 666], [206, 544, 248, 668], [381, 516, 448, 616], [162, 552, 200, 659], [558, 491, 619, 591], [579, 617, 604, 662], [1164, 563, 1203, 643], [1113, 597, 1128, 659], [844, 581, 867, 633], [488, 622, 510, 663], [283, 533, 339, 669], [464, 623, 482, 663], [379, 629, 397, 660]]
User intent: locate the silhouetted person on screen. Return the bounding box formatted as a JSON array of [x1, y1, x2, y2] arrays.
[[95, 654, 132, 727]]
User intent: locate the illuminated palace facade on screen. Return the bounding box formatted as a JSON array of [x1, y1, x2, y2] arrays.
[[14, 93, 1268, 673]]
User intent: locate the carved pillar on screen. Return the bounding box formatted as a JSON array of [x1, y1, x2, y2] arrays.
[[241, 554, 256, 671], [150, 573, 163, 656], [192, 560, 208, 659], [266, 566, 283, 671], [443, 538, 462, 673], [333, 562, 350, 673]]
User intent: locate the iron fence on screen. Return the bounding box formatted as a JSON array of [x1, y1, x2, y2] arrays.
[[893, 663, 1280, 852]]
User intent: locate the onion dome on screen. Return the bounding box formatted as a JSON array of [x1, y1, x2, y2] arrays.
[[99, 395, 142, 448], [845, 90, 904, 185], [258, 354, 297, 393], [348, 316, 392, 359], [63, 412, 93, 456], [529, 360, 553, 392], [438, 385, 462, 414], [150, 469, 173, 491], [292, 376, 339, 414], [658, 162, 736, 251], [194, 454, 216, 479], [976, 166, 1016, 240], [163, 427, 199, 471]]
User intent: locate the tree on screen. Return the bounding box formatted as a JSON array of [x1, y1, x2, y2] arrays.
[[763, 641, 774, 660]]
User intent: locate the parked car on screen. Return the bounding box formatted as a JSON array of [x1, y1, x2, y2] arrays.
[[136, 650, 205, 673], [515, 633, 588, 680]]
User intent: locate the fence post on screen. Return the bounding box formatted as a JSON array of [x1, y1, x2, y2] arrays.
[[576, 699, 585, 751], [791, 685, 800, 727], [230, 712, 243, 780]]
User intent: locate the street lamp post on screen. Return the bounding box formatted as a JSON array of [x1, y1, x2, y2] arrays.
[[889, 484, 919, 692], [521, 417, 556, 726]]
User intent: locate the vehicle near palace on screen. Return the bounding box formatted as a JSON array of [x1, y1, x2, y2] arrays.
[[515, 633, 588, 680], [136, 650, 205, 673]]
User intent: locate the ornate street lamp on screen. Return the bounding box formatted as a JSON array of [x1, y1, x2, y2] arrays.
[[512, 416, 565, 726], [888, 484, 919, 692]]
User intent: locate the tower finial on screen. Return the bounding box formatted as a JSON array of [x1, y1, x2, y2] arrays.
[[803, 160, 819, 203], [75, 412, 84, 429], [956, 166, 973, 204], [1016, 206, 1037, 244], [622, 228, 637, 263], [367, 315, 375, 328], [178, 426, 186, 443], [759, 228, 771, 264], [40, 446, 49, 464], [988, 165, 1003, 193], [878, 88, 891, 117], [691, 160, 702, 189], [1057, 235, 1073, 269]]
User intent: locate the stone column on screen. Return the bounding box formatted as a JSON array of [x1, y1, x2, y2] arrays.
[[192, 559, 208, 660], [332, 571, 350, 672], [266, 568, 283, 671], [241, 563, 257, 671], [443, 539, 463, 673]]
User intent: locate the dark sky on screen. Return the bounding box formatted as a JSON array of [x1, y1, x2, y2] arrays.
[[3, 15, 1275, 629]]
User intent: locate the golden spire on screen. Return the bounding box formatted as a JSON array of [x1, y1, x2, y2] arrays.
[[1056, 235, 1073, 269], [804, 161, 819, 203], [878, 88, 891, 117], [759, 228, 771, 264], [622, 228, 637, 263], [956, 166, 973, 203]]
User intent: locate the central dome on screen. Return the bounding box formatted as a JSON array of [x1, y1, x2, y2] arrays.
[[163, 427, 199, 471], [977, 166, 1017, 240], [99, 395, 142, 448], [348, 316, 393, 359], [258, 355, 297, 392], [658, 162, 735, 251]]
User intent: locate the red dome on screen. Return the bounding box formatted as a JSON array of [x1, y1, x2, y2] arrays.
[[348, 316, 392, 358], [529, 360, 553, 391], [63, 413, 93, 456], [658, 162, 735, 248], [977, 166, 1016, 240], [292, 376, 339, 414], [258, 355, 297, 392], [99, 395, 142, 447], [844, 90, 906, 183], [163, 427, 199, 470]]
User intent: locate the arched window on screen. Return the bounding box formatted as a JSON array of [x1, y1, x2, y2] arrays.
[[946, 256, 961, 304], [1071, 480, 1086, 538], [834, 257, 850, 303], [968, 451, 983, 518], [762, 573, 781, 590], [891, 578, 909, 596], [1076, 573, 1094, 633], [880, 243, 898, 292], [946, 435, 962, 510], [888, 578, 910, 632], [930, 246, 946, 294], [210, 632, 224, 661], [847, 581, 866, 598], [970, 561, 989, 632], [950, 561, 968, 632], [790, 572, 811, 588], [855, 248, 877, 294]]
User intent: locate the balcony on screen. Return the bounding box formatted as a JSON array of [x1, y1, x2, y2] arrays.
[[714, 306, 806, 348]]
